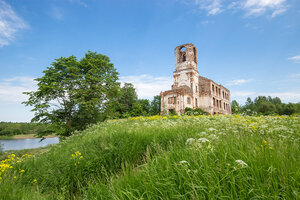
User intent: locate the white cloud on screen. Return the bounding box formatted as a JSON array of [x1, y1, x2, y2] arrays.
[[0, 0, 28, 47], [225, 79, 252, 86], [193, 0, 223, 15], [184, 0, 288, 17], [232, 90, 300, 103], [288, 55, 300, 64], [0, 76, 36, 103], [242, 0, 288, 17], [120, 74, 172, 99]]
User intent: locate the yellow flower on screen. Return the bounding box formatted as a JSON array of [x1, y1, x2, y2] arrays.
[[13, 176, 16, 179], [33, 179, 37, 183], [80, 156, 83, 159], [264, 141, 268, 145], [19, 169, 25, 173], [269, 147, 273, 150]]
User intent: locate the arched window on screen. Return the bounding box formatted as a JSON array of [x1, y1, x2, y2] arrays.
[[179, 46, 187, 62]]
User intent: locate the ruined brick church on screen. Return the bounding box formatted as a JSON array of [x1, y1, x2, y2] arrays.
[[161, 43, 231, 115]]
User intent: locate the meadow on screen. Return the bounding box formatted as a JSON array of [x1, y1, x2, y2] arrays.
[[0, 115, 299, 199]]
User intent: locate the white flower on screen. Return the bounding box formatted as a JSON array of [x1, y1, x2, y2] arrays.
[[198, 138, 210, 143], [179, 160, 189, 165], [235, 160, 248, 168], [208, 134, 219, 140], [185, 138, 195, 145], [208, 127, 217, 131]]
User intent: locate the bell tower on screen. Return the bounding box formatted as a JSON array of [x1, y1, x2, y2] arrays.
[[172, 43, 199, 90], [175, 43, 198, 72]]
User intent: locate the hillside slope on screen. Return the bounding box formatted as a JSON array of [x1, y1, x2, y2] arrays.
[[0, 115, 299, 199]]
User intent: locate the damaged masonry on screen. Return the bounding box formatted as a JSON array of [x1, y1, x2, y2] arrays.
[[160, 43, 231, 115]]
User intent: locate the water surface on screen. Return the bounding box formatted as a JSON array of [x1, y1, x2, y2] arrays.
[[0, 137, 59, 151]]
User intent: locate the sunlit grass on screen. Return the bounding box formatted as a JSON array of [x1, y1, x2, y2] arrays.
[[0, 115, 299, 199]]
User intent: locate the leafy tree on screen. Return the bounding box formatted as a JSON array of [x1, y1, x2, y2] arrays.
[[150, 95, 161, 115], [119, 83, 138, 115], [23, 51, 119, 136], [103, 83, 139, 118], [136, 99, 151, 115], [232, 95, 299, 116], [231, 100, 240, 114]]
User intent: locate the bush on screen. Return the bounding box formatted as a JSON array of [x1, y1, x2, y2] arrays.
[[184, 107, 207, 116]]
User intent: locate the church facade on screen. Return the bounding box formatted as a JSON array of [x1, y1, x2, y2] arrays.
[[160, 43, 231, 115]]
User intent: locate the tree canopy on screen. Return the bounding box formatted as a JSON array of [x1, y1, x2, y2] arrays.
[[23, 51, 119, 136], [232, 96, 300, 115]]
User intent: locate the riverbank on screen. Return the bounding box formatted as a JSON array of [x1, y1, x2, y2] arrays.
[[0, 134, 57, 140], [0, 146, 50, 160]]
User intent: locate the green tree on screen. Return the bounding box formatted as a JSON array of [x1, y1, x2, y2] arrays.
[[231, 100, 240, 114], [103, 83, 139, 119], [150, 95, 161, 115], [131, 99, 151, 116], [23, 51, 119, 136], [119, 83, 138, 115]]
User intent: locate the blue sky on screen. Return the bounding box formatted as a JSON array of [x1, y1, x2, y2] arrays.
[[0, 0, 300, 122]]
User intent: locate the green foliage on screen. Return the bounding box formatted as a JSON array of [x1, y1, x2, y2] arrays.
[[23, 51, 119, 136], [232, 96, 300, 115], [231, 100, 240, 114], [0, 122, 49, 137], [104, 83, 156, 118], [184, 107, 207, 115], [150, 95, 161, 115], [0, 115, 299, 199]]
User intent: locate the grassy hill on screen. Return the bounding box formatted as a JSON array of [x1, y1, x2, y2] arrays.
[[0, 115, 299, 199]]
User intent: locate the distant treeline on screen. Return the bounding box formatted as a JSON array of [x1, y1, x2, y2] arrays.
[[232, 96, 300, 115], [0, 122, 49, 136]]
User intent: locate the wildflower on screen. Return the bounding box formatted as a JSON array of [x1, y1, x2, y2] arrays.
[[33, 179, 37, 183], [13, 176, 16, 179], [235, 160, 248, 168], [264, 141, 268, 145], [198, 138, 210, 143], [19, 169, 25, 173], [179, 160, 189, 165], [208, 127, 216, 131], [185, 138, 195, 145]]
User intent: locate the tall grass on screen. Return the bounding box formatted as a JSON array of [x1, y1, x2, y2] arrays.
[[0, 115, 299, 199]]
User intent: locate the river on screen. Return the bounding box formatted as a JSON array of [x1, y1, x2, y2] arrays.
[[0, 137, 59, 151]]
